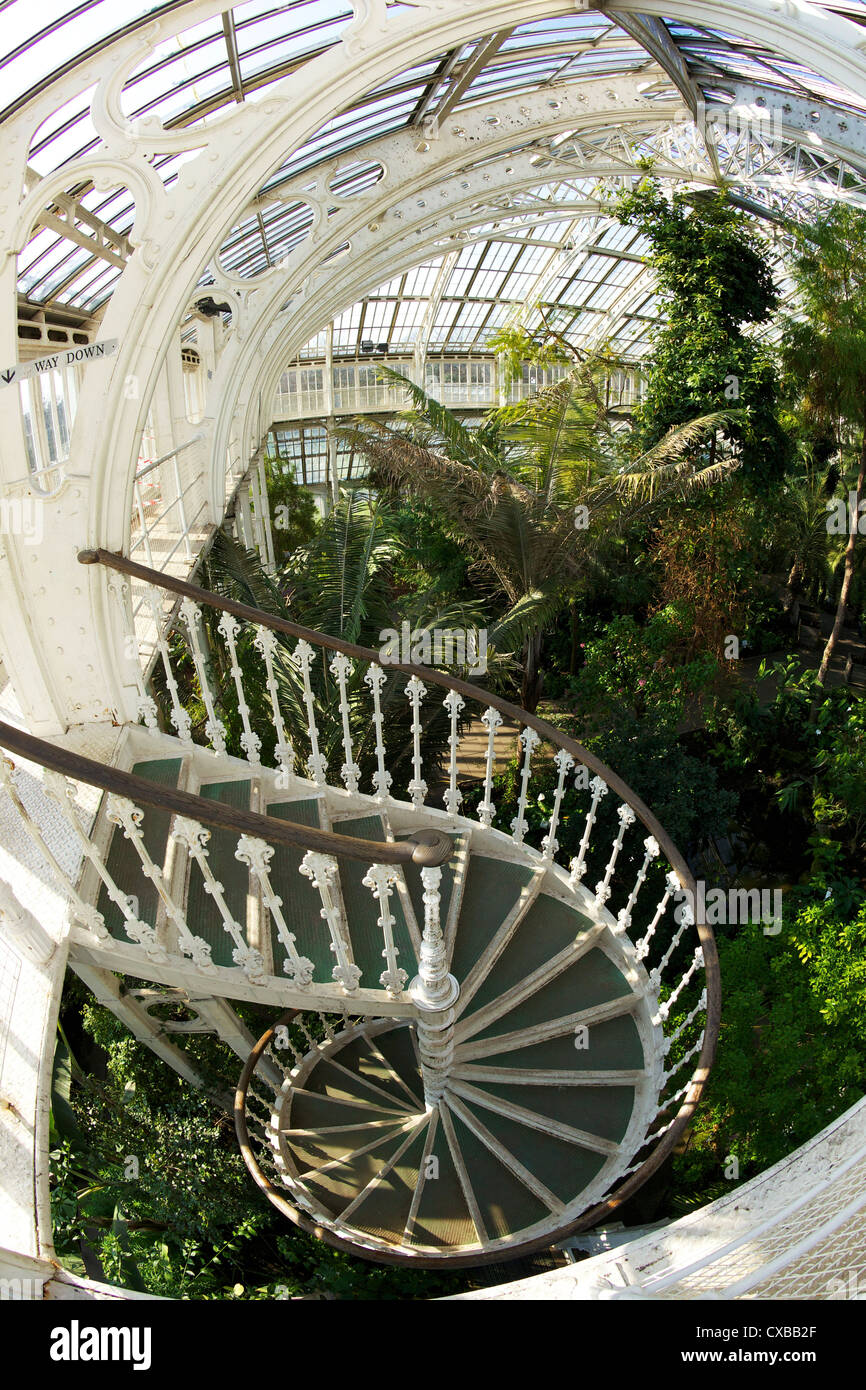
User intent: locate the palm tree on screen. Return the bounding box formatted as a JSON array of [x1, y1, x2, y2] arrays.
[[779, 204, 866, 683], [347, 359, 736, 713], [178, 498, 513, 790]]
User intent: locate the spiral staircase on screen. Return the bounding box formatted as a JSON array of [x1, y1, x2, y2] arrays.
[[0, 549, 718, 1270]]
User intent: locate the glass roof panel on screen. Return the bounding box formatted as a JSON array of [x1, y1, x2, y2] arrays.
[[8, 4, 866, 343]]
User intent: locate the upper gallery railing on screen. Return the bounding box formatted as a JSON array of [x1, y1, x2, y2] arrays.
[[272, 358, 645, 423]]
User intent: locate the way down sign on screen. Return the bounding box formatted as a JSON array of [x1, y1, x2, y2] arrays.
[[0, 338, 119, 387]]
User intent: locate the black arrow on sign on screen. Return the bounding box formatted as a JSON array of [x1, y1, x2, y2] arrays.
[[1, 370, 15, 384]]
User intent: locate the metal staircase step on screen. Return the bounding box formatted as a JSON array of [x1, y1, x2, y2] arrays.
[[332, 815, 415, 988], [370, 1025, 426, 1109], [407, 1114, 477, 1250], [447, 854, 537, 983], [300, 1057, 415, 1112], [447, 1096, 607, 1206], [346, 1123, 431, 1243], [296, 1125, 418, 1217], [98, 758, 182, 939], [186, 780, 252, 966], [459, 891, 597, 1021], [460, 947, 635, 1046], [287, 1088, 409, 1134], [457, 1013, 644, 1073], [327, 1031, 424, 1111], [460, 1077, 635, 1147], [283, 1117, 406, 1177], [443, 1102, 552, 1240], [266, 798, 333, 977]]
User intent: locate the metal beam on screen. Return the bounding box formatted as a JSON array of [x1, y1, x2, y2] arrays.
[[419, 31, 512, 137], [222, 10, 246, 105]]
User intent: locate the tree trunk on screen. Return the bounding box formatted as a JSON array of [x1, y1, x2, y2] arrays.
[[569, 603, 579, 676], [817, 424, 866, 685], [521, 630, 544, 715]]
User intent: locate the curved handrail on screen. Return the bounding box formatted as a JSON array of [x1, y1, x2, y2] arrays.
[[80, 545, 721, 1226], [0, 720, 452, 868]]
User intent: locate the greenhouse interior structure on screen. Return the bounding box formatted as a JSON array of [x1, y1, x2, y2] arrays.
[[1, 0, 866, 1307]]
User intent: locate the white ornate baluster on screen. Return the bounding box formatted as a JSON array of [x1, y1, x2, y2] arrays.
[[362, 864, 407, 998], [616, 835, 661, 934], [657, 944, 704, 1019], [568, 774, 608, 886], [661, 1029, 705, 1085], [44, 772, 165, 956], [541, 747, 575, 860], [594, 803, 636, 909], [0, 759, 108, 939], [108, 573, 158, 730], [218, 613, 261, 766], [477, 706, 503, 828], [297, 1015, 320, 1053], [443, 688, 465, 815], [405, 675, 427, 807], [292, 639, 328, 784], [363, 663, 392, 801], [329, 653, 361, 793], [663, 988, 707, 1057], [146, 588, 192, 746], [236, 835, 314, 985], [650, 903, 695, 991], [107, 794, 214, 970], [511, 726, 541, 843], [635, 870, 680, 961], [253, 627, 296, 784], [319, 1012, 336, 1042], [180, 597, 227, 754], [299, 851, 361, 993], [410, 866, 460, 1108], [173, 817, 266, 981]]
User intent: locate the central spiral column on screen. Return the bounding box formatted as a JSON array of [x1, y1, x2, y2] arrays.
[[408, 865, 460, 1109]]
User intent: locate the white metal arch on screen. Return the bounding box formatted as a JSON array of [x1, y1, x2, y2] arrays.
[[1, 0, 865, 731]]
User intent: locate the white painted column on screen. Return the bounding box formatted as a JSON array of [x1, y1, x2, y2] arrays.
[[409, 866, 460, 1109]]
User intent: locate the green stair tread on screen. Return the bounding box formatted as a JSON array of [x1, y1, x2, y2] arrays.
[[446, 1107, 550, 1241], [369, 1025, 425, 1105], [462, 891, 596, 1019], [186, 781, 251, 966], [351, 1124, 431, 1243], [333, 817, 416, 986], [449, 856, 536, 985], [470, 947, 634, 1044], [98, 759, 182, 939], [289, 1088, 408, 1133], [461, 1013, 645, 1072], [300, 1056, 413, 1111], [286, 1120, 404, 1176], [331, 1030, 423, 1111], [462, 1101, 607, 1204], [408, 1118, 477, 1251], [299, 1126, 414, 1216], [468, 1079, 636, 1146], [266, 799, 333, 977]]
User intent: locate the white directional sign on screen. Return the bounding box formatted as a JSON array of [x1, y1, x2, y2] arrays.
[[0, 338, 119, 388]]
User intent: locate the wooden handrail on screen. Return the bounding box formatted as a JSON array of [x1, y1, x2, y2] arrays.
[[0, 720, 452, 868]]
